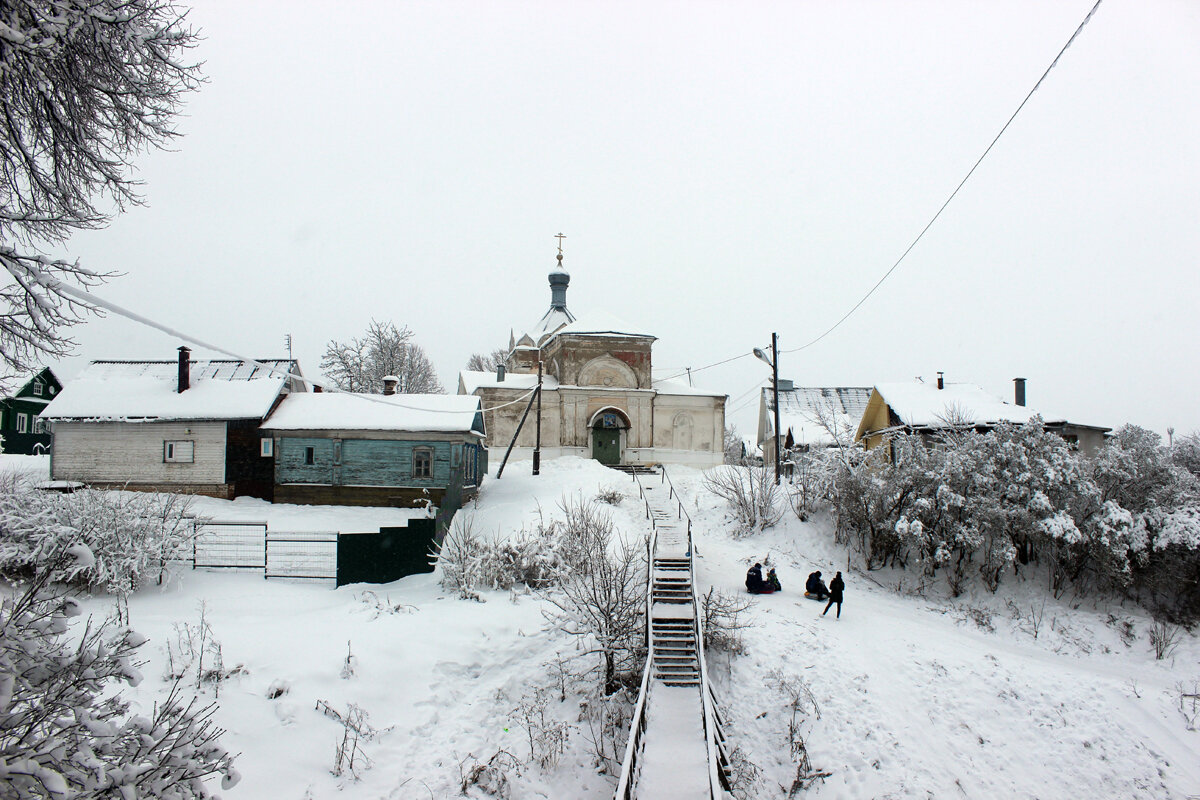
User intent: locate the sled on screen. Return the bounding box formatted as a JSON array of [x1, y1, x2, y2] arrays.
[[803, 591, 827, 601]]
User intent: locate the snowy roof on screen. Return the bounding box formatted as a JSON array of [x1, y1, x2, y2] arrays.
[[652, 377, 726, 398], [873, 382, 1063, 429], [263, 392, 483, 434], [764, 387, 872, 446], [43, 359, 299, 422], [531, 306, 575, 342], [544, 311, 656, 342], [458, 370, 560, 394]]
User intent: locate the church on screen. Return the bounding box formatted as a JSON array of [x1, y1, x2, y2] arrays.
[[458, 250, 726, 468]]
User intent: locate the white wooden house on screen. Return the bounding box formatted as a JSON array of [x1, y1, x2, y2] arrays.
[[42, 347, 304, 499]]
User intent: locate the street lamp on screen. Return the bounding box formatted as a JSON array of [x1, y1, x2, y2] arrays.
[[754, 333, 781, 486]]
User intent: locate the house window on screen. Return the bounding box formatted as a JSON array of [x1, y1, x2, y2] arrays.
[[16, 413, 28, 433], [33, 382, 42, 396], [413, 447, 433, 479], [34, 418, 47, 434], [260, 438, 274, 457], [305, 446, 315, 465], [164, 440, 195, 463], [451, 444, 462, 467], [464, 446, 476, 486]]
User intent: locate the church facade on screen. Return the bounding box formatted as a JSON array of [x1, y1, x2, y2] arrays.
[[458, 254, 726, 468]]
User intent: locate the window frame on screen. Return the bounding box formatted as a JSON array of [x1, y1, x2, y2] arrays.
[[304, 446, 315, 466], [16, 413, 28, 434], [260, 438, 274, 457], [164, 440, 195, 463], [33, 382, 42, 397], [413, 446, 434, 479]]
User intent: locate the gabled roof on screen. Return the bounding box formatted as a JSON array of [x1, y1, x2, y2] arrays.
[[0, 366, 61, 404], [43, 359, 301, 422], [543, 311, 656, 343], [762, 386, 872, 447], [262, 392, 484, 435], [458, 370, 560, 394], [873, 382, 1058, 429]]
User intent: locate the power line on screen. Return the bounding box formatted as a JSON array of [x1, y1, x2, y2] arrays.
[[784, 0, 1103, 355], [665, 0, 1105, 380], [13, 259, 536, 415]]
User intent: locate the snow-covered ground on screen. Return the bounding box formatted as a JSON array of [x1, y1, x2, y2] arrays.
[[5, 454, 1199, 798]]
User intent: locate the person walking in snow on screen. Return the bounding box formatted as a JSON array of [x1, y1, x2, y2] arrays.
[[822, 571, 845, 618]]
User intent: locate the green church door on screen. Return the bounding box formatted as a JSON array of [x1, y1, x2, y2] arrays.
[[592, 427, 621, 466]]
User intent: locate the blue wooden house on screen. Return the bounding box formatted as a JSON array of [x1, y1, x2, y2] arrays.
[[1, 367, 62, 455], [260, 391, 487, 507]]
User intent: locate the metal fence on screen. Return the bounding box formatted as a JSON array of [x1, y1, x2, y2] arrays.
[[190, 520, 338, 580]]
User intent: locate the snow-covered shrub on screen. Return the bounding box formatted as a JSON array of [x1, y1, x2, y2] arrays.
[[700, 587, 753, 654], [595, 485, 624, 506], [0, 571, 238, 798], [703, 465, 783, 535], [510, 686, 569, 770], [164, 602, 244, 697], [0, 475, 200, 602], [541, 516, 645, 695], [830, 422, 1146, 598]]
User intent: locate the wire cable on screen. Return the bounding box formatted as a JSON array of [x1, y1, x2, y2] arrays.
[[783, 0, 1104, 355], [14, 259, 537, 415]]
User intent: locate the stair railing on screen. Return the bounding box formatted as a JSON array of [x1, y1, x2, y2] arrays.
[[692, 573, 734, 798], [659, 464, 692, 539], [631, 467, 655, 530], [613, 520, 659, 799]]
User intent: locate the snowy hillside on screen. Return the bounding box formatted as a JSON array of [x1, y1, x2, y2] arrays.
[[5, 455, 1199, 799]]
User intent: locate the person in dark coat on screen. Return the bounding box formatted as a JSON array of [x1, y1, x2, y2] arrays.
[[805, 571, 829, 600], [767, 568, 782, 592], [745, 562, 765, 594], [822, 571, 845, 618]]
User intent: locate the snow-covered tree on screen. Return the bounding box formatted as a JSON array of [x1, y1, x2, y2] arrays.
[[0, 556, 239, 798], [320, 320, 444, 394], [0, 0, 203, 373], [465, 349, 509, 373]]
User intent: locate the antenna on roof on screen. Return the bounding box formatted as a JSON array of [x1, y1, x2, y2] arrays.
[[284, 334, 293, 360]]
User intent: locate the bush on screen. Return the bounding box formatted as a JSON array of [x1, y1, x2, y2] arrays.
[[703, 465, 783, 535], [0, 563, 238, 798], [0, 473, 200, 605]]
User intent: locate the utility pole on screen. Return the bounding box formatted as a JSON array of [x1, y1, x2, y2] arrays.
[[752, 333, 782, 486], [771, 332, 780, 486], [533, 359, 543, 475]]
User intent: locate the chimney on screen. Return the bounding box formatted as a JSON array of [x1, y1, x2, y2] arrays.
[[381, 375, 399, 396], [1014, 377, 1026, 407], [496, 364, 506, 382], [937, 371, 944, 390], [177, 346, 191, 393]]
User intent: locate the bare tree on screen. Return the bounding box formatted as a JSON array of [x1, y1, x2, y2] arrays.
[[320, 320, 444, 394], [0, 0, 203, 374], [465, 348, 509, 372]]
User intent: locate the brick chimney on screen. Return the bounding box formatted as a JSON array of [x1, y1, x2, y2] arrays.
[[177, 346, 191, 393], [937, 371, 944, 390], [496, 364, 506, 382], [382, 375, 399, 396], [1014, 377, 1026, 407]]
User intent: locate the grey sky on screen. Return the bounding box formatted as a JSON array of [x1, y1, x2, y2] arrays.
[[49, 0, 1200, 441]]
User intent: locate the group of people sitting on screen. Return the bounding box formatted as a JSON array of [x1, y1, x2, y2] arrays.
[[744, 562, 782, 594], [743, 562, 846, 618]]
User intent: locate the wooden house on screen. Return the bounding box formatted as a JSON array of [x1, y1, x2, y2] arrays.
[[260, 388, 487, 508], [756, 383, 872, 470], [42, 347, 304, 498], [855, 378, 1110, 457], [0, 367, 62, 455]]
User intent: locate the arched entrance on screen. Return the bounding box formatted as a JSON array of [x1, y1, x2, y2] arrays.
[[588, 407, 630, 466]]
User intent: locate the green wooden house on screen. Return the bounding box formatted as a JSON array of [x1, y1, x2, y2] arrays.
[[260, 390, 487, 507], [1, 367, 61, 455]]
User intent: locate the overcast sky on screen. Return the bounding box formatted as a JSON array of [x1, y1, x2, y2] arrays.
[[48, 0, 1200, 442]]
